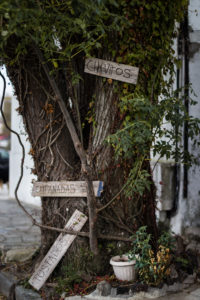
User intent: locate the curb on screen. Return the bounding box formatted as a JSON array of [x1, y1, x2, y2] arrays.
[[0, 271, 42, 300]]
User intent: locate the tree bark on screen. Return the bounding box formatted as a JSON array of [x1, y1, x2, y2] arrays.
[[4, 37, 157, 274]]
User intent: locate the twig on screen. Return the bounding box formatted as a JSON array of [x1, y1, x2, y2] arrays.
[[150, 60, 163, 102], [99, 213, 134, 234], [26, 67, 55, 101], [70, 34, 103, 59], [39, 121, 64, 151], [97, 182, 128, 213], [68, 75, 83, 146], [32, 220, 132, 242], [56, 143, 74, 169], [33, 113, 62, 148]]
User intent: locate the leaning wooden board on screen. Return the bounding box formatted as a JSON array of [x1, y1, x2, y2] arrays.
[[32, 181, 104, 197], [29, 210, 88, 290], [84, 57, 139, 84]]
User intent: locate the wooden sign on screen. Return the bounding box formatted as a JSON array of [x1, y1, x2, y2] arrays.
[[32, 181, 103, 197], [29, 209, 88, 290], [84, 58, 139, 84]]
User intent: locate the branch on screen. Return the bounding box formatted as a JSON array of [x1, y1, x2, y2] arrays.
[[33, 113, 62, 149], [34, 46, 99, 255], [97, 181, 128, 212], [150, 59, 163, 102], [34, 46, 87, 168], [56, 143, 74, 169], [99, 213, 134, 234], [32, 221, 132, 242]]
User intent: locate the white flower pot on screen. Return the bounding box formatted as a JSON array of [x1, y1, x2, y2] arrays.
[[110, 255, 137, 281]]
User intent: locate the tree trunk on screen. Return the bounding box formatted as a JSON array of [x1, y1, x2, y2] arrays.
[[5, 37, 157, 274]]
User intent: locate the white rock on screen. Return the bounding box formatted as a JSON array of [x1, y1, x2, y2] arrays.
[[96, 280, 111, 296], [169, 264, 179, 279], [186, 241, 197, 252], [191, 288, 200, 297], [185, 227, 200, 240], [5, 247, 38, 262], [142, 285, 167, 299], [196, 244, 200, 254], [167, 282, 183, 293], [183, 274, 196, 285]]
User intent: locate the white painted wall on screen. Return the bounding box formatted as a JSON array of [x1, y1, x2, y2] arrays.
[[184, 0, 200, 227], [170, 0, 200, 232], [9, 96, 41, 206], [153, 1, 200, 234], [0, 65, 41, 206]]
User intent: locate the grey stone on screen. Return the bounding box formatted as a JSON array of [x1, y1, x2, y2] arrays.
[[196, 244, 200, 254], [22, 234, 41, 243], [64, 284, 200, 299], [159, 211, 167, 222], [185, 227, 200, 241], [186, 241, 197, 252], [197, 256, 200, 268], [191, 287, 200, 297], [0, 235, 5, 242], [169, 264, 179, 279], [96, 280, 111, 296], [174, 236, 185, 255], [183, 274, 196, 285], [61, 292, 66, 299], [0, 198, 41, 250], [5, 247, 38, 262], [0, 271, 17, 298], [143, 285, 167, 298], [15, 286, 42, 300], [167, 282, 183, 293], [110, 287, 117, 296], [65, 297, 93, 300], [65, 297, 82, 300]]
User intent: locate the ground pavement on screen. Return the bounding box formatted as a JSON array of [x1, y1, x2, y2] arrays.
[[1, 187, 200, 299], [0, 186, 41, 252]]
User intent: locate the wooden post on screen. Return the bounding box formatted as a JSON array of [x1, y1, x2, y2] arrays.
[[29, 210, 88, 290]]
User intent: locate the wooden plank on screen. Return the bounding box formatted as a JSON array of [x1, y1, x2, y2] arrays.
[[29, 209, 88, 290], [32, 181, 104, 197], [84, 58, 139, 84]]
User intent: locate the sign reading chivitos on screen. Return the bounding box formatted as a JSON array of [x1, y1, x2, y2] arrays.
[[84, 58, 139, 84]]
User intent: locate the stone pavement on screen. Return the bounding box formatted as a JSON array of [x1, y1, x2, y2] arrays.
[[156, 284, 200, 300], [0, 187, 41, 252], [1, 187, 200, 299], [64, 283, 200, 300]]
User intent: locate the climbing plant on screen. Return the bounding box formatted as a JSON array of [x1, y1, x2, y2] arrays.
[[1, 0, 198, 274]]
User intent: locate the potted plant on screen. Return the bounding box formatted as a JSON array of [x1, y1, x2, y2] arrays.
[[110, 226, 174, 284], [110, 254, 137, 281]]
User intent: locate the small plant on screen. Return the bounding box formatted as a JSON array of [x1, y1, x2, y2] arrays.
[[175, 257, 190, 269], [55, 264, 82, 294], [128, 226, 174, 286]]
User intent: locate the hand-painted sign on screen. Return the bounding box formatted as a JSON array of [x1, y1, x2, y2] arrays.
[[29, 209, 88, 290], [32, 181, 103, 197], [84, 58, 139, 84]]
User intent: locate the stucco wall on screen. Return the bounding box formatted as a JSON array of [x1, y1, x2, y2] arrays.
[[185, 0, 200, 227], [9, 96, 41, 206], [170, 0, 200, 232]]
